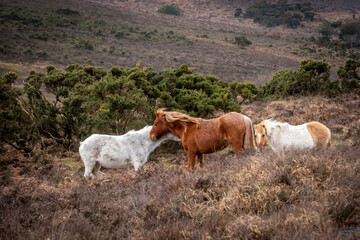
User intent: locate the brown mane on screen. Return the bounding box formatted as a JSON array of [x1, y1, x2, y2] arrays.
[[156, 109, 201, 132]]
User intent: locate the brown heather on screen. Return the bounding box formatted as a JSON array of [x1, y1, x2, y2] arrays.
[[0, 94, 359, 239]]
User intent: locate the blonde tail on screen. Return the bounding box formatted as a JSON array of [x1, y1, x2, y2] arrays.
[[244, 116, 257, 150]]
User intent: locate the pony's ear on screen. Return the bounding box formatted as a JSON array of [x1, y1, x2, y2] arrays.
[[155, 109, 164, 117], [263, 125, 267, 135]]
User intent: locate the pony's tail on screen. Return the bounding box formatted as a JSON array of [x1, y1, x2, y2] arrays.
[[244, 116, 257, 150], [327, 133, 332, 148]]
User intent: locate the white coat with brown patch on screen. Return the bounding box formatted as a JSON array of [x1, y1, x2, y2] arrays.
[[254, 119, 331, 153]]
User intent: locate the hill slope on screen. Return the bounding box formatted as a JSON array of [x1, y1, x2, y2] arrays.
[[0, 0, 359, 84]]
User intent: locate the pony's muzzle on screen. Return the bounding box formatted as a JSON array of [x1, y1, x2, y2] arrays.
[[150, 135, 157, 141]]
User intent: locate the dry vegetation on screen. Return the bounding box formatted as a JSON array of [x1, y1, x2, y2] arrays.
[[1, 94, 359, 239]]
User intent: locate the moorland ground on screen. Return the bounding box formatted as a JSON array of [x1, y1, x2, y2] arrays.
[[1, 94, 359, 239]]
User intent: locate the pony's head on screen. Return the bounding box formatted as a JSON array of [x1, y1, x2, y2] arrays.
[[150, 110, 169, 141], [150, 109, 201, 141], [254, 121, 268, 148]]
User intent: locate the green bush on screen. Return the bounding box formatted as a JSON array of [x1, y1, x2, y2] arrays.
[[56, 8, 80, 16], [339, 21, 360, 48], [0, 43, 12, 54], [337, 59, 360, 92], [158, 5, 182, 16], [260, 59, 337, 99], [29, 31, 49, 41], [234, 35, 252, 48], [1, 64, 244, 151], [75, 38, 94, 50], [0, 72, 33, 153], [234, 8, 242, 17], [244, 0, 314, 28], [230, 82, 258, 103]]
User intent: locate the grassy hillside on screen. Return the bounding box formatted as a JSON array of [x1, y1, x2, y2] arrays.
[[0, 0, 359, 84], [0, 94, 359, 239]]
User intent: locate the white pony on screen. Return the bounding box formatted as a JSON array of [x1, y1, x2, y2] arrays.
[[79, 126, 180, 179], [254, 119, 331, 153]]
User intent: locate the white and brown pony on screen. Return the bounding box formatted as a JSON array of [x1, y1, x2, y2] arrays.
[[254, 119, 331, 152]]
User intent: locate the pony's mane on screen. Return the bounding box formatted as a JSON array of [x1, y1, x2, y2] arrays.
[[124, 126, 151, 137], [264, 119, 290, 129], [157, 110, 201, 131]]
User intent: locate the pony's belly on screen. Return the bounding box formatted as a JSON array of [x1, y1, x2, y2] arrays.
[[98, 158, 130, 169], [97, 150, 131, 169], [198, 140, 228, 154]]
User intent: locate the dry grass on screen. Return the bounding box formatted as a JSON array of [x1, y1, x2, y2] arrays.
[[1, 95, 360, 239]]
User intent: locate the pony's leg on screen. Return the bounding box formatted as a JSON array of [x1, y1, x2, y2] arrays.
[[227, 132, 245, 154], [196, 153, 204, 167], [133, 160, 142, 171], [186, 151, 196, 169], [94, 163, 105, 176], [84, 160, 96, 179]]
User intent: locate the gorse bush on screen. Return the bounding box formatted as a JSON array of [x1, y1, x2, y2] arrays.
[[317, 20, 360, 52], [259, 59, 360, 99], [340, 21, 360, 48], [234, 8, 242, 17], [3, 59, 359, 152], [244, 0, 314, 28], [157, 5, 182, 16], [1, 64, 244, 152], [234, 35, 252, 48], [337, 59, 360, 92]]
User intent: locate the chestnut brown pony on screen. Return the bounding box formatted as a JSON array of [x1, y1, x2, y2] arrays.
[[149, 110, 257, 169]]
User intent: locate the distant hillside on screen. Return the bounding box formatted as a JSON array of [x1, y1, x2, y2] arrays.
[[0, 0, 359, 84]]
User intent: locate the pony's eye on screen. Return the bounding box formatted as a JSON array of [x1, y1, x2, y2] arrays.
[[262, 134, 265, 137], [155, 123, 157, 126]]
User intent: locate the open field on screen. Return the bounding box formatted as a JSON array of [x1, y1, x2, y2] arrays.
[[1, 94, 359, 239]]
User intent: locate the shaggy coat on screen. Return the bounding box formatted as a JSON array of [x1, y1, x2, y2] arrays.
[[150, 110, 256, 169], [255, 119, 331, 152], [79, 126, 179, 179]]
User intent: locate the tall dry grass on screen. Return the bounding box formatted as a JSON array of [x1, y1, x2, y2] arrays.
[[0, 146, 359, 239]]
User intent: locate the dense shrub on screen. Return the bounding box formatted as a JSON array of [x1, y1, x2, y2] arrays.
[[318, 20, 336, 41], [260, 59, 339, 99], [339, 21, 360, 48], [0, 43, 12, 54], [2, 64, 245, 151], [230, 82, 258, 103], [337, 59, 360, 92], [234, 35, 252, 48], [0, 72, 33, 153], [74, 38, 94, 50], [318, 20, 360, 51], [157, 5, 182, 16], [56, 8, 80, 16], [244, 0, 314, 28], [234, 8, 242, 17]]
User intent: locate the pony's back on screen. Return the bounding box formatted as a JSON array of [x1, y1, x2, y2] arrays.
[[306, 122, 331, 148]]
